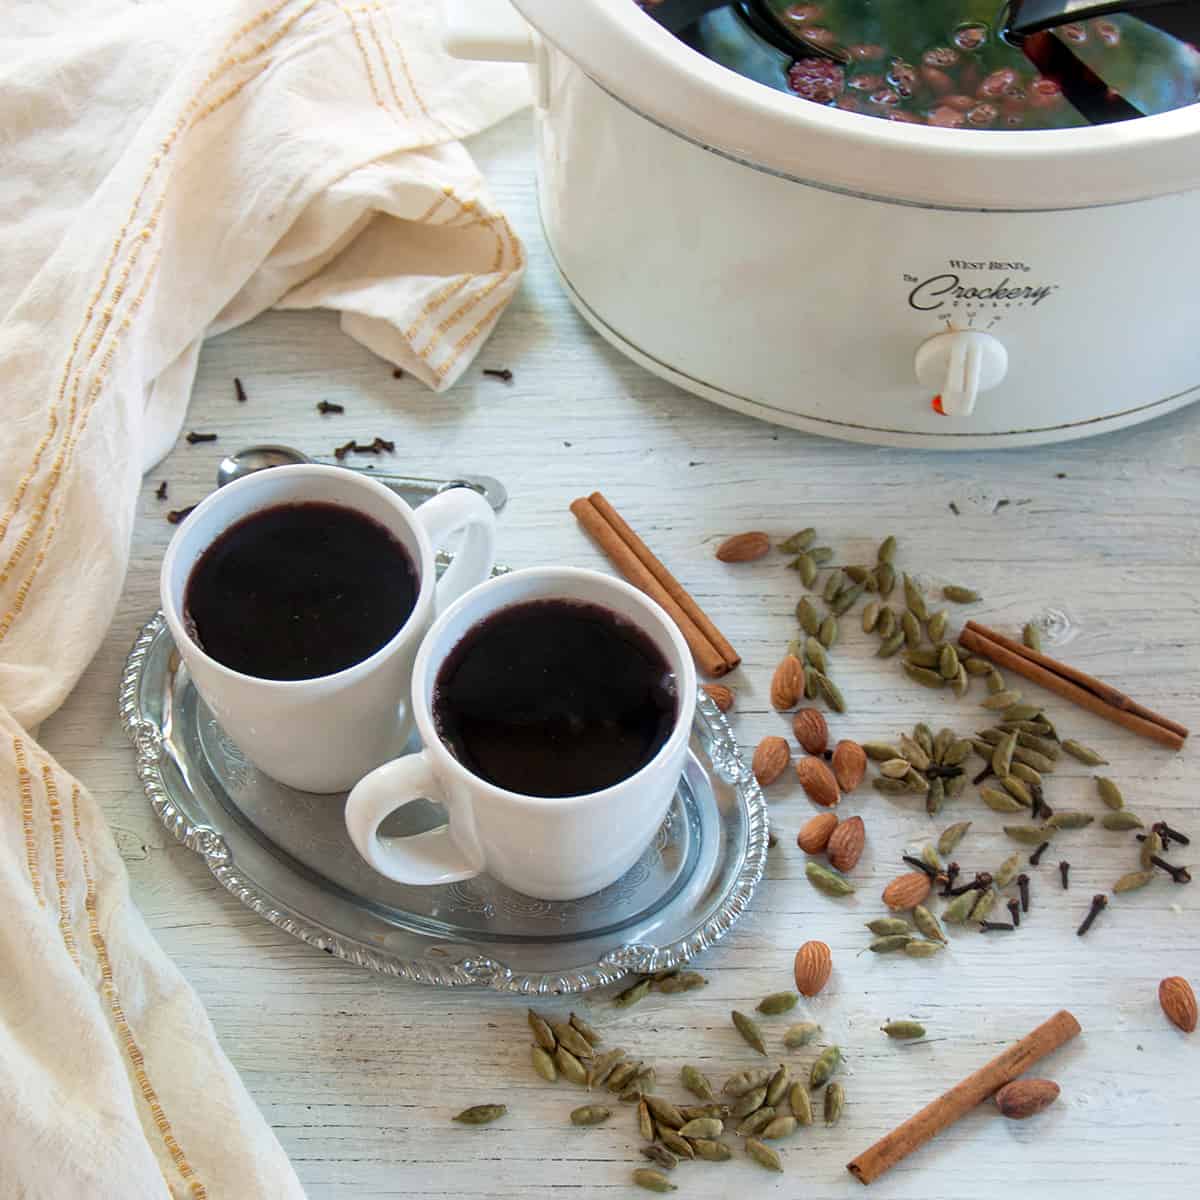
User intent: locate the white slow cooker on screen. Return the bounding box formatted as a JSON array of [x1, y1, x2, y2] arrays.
[[445, 0, 1200, 448]]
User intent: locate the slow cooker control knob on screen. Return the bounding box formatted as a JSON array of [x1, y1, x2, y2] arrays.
[[914, 331, 1008, 417]]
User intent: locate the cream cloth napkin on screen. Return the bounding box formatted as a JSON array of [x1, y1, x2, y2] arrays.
[[0, 1, 529, 1195]]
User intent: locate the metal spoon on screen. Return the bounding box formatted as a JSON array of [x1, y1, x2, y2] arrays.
[[216, 444, 507, 511]]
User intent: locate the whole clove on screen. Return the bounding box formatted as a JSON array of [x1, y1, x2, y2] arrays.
[[186, 431, 217, 444], [1155, 820, 1191, 848], [902, 855, 939, 880], [234, 377, 247, 403], [972, 764, 993, 786], [392, 367, 405, 379], [317, 400, 345, 414], [1029, 841, 1050, 867], [154, 481, 168, 501], [1007, 898, 1021, 927], [925, 765, 964, 780], [1017, 873, 1031, 914], [166, 505, 197, 525], [483, 367, 514, 382], [334, 437, 396, 461], [1059, 861, 1070, 890], [979, 921, 1015, 932], [947, 871, 991, 898], [1076, 894, 1107, 937], [1149, 855, 1192, 884], [939, 862, 961, 896]]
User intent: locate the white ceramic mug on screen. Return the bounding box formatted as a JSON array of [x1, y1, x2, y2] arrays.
[[343, 567, 698, 901], [160, 464, 496, 794]]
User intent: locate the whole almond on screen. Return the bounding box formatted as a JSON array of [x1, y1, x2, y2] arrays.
[[793, 940, 832, 997], [1159, 976, 1197, 1033], [770, 656, 805, 711], [752, 737, 791, 788], [716, 531, 770, 562], [826, 815, 865, 873], [797, 811, 839, 854], [792, 708, 829, 755], [831, 740, 867, 793], [795, 756, 840, 808], [994, 1079, 1060, 1120], [701, 683, 735, 712], [881, 872, 932, 911]]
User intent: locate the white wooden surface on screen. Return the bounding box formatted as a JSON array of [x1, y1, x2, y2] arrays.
[[40, 113, 1200, 1199]]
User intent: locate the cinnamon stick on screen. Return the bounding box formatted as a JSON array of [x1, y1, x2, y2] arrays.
[[847, 1010, 1081, 1185], [570, 497, 729, 678], [588, 492, 740, 671], [959, 626, 1186, 751], [963, 621, 1188, 738]]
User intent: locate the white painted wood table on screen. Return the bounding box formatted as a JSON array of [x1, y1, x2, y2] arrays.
[[40, 113, 1200, 1199]]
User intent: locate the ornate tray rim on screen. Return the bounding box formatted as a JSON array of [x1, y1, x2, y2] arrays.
[[119, 610, 768, 994]]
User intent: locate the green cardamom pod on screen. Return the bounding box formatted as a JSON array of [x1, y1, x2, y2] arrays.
[[914, 720, 934, 752], [994, 853, 1022, 889], [844, 565, 874, 584], [1061, 739, 1108, 766], [809, 1045, 842, 1089], [620, 1083, 647, 1104], [927, 610, 949, 643], [976, 727, 1003, 745], [908, 770, 931, 795], [905, 648, 940, 669], [722, 1067, 772, 1097], [613, 978, 651, 1008], [863, 742, 903, 761], [1096, 778, 1124, 810], [736, 1106, 777, 1137], [810, 546, 834, 565], [898, 734, 932, 771], [586, 1047, 627, 1089], [805, 636, 828, 673], [765, 1063, 791, 1107], [552, 1021, 596, 1060], [640, 1144, 678, 1171], [877, 560, 896, 598], [937, 821, 972, 856], [1045, 811, 1094, 831], [453, 1104, 506, 1125], [632, 1167, 677, 1193], [970, 887, 999, 923], [745, 1137, 783, 1172], [1022, 621, 1042, 651], [881, 1020, 926, 1039], [938, 643, 959, 680], [1113, 869, 1156, 893], [903, 574, 929, 621], [555, 1046, 588, 1085], [862, 599, 882, 633], [868, 934, 913, 954], [866, 917, 912, 936], [1013, 731, 1059, 758], [981, 786, 1026, 813], [1000, 776, 1034, 807], [732, 1010, 768, 1056], [903, 662, 946, 689], [1141, 829, 1164, 870], [903, 939, 944, 958], [781, 1021, 821, 1048], [1102, 811, 1144, 831], [677, 1117, 723, 1140], [1003, 703, 1047, 722], [795, 596, 820, 635], [982, 689, 1023, 710], [877, 631, 905, 658], [528, 1008, 556, 1052], [788, 1080, 813, 1125], [645, 1096, 685, 1129], [1003, 824, 1052, 844], [877, 535, 897, 563], [943, 585, 980, 603], [795, 553, 818, 587], [756, 991, 799, 1016], [946, 772, 968, 800], [832, 581, 866, 617], [873, 777, 910, 796], [877, 605, 897, 638], [1009, 761, 1043, 787], [986, 669, 1007, 695], [655, 970, 707, 994], [657, 1128, 694, 1160], [818, 614, 839, 649], [806, 861, 855, 897], [943, 738, 973, 766], [569, 1012, 600, 1046], [680, 1065, 714, 1102], [942, 890, 979, 924], [952, 663, 969, 697], [932, 726, 955, 762], [638, 1100, 654, 1141], [880, 757, 913, 779], [690, 1139, 732, 1162], [823, 571, 842, 605], [926, 776, 945, 818], [921, 844, 943, 872], [963, 656, 992, 676], [823, 1081, 846, 1127], [816, 669, 844, 711], [531, 1044, 558, 1083], [606, 1060, 641, 1093], [762, 1115, 798, 1140], [901, 609, 921, 649], [992, 731, 1017, 778], [570, 1104, 612, 1126], [779, 529, 816, 554], [729, 1086, 768, 1120], [1012, 746, 1057, 773], [912, 904, 947, 943]]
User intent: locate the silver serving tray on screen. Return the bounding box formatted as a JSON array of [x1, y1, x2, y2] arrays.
[[119, 595, 767, 995]]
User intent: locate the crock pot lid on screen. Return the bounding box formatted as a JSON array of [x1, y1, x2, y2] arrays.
[[512, 0, 1200, 210]]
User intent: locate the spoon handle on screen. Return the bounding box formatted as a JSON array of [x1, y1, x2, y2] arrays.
[[309, 458, 507, 512]]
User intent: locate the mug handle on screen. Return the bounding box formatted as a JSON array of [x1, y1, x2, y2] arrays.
[[345, 751, 482, 885], [415, 488, 496, 613]]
